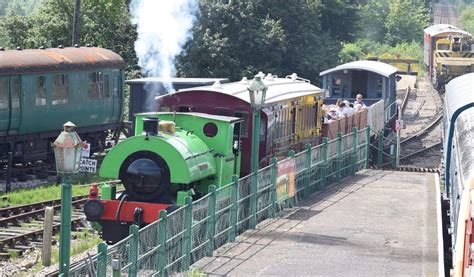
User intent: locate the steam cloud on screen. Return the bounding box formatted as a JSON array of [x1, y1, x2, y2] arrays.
[[130, 0, 198, 92]]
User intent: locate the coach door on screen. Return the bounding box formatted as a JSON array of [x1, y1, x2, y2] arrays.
[[111, 75, 122, 120], [0, 76, 21, 136]]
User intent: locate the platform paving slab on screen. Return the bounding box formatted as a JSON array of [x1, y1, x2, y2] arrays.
[[191, 170, 439, 277]]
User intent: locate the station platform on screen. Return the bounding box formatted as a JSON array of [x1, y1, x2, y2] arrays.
[[191, 170, 441, 276]]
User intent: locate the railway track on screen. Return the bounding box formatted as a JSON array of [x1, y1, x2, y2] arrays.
[[433, 0, 459, 26], [377, 78, 443, 171], [0, 181, 122, 259]]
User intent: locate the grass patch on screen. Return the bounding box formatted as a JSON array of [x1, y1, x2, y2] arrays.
[[189, 269, 207, 276], [50, 230, 103, 266], [1, 182, 123, 206]]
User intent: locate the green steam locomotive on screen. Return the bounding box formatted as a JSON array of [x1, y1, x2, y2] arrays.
[[84, 112, 242, 243]]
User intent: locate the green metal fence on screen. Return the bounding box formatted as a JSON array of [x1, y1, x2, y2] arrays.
[[68, 127, 370, 276]]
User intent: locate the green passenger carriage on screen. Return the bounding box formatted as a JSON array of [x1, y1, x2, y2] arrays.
[[0, 46, 124, 164]]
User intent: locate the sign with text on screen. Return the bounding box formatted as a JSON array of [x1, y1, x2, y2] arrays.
[[79, 158, 97, 173], [81, 143, 91, 158], [276, 158, 295, 201]]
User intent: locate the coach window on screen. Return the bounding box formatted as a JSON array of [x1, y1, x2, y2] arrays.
[[376, 79, 383, 98], [36, 76, 47, 106], [88, 72, 100, 99], [333, 78, 342, 96], [234, 111, 249, 137], [52, 74, 68, 105], [11, 76, 20, 109], [112, 76, 119, 97], [0, 77, 8, 110], [103, 74, 110, 98]]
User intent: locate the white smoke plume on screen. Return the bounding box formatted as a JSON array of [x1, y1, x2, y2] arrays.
[[130, 0, 198, 92]]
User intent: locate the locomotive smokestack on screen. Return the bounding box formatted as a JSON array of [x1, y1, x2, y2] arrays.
[[143, 117, 160, 137]]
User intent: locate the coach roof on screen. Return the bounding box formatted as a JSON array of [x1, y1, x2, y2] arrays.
[[0, 47, 124, 75], [424, 24, 471, 38], [319, 60, 398, 78], [173, 75, 322, 105]]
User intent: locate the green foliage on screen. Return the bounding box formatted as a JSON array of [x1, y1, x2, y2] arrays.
[[339, 39, 425, 74], [338, 42, 365, 64], [320, 0, 359, 42], [459, 4, 474, 34], [357, 0, 390, 42], [0, 183, 123, 206], [0, 0, 42, 16], [385, 0, 430, 45], [0, 0, 137, 75], [178, 0, 342, 83], [50, 230, 102, 266]]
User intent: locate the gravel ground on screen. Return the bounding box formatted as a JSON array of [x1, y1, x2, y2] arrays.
[[399, 76, 443, 140], [0, 234, 98, 276], [398, 76, 444, 168]]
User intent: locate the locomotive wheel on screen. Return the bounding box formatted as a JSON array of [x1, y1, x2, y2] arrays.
[[119, 151, 171, 202]]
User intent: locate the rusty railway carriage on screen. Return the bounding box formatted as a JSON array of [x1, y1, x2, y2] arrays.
[[0, 46, 125, 165], [156, 74, 324, 176]]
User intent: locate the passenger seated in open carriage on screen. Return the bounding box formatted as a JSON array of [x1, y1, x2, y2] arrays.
[[337, 100, 354, 117]]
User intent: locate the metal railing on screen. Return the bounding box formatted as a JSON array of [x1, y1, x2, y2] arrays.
[[68, 127, 371, 277]]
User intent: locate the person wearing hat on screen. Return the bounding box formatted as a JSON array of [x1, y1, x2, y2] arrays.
[[323, 106, 337, 123]]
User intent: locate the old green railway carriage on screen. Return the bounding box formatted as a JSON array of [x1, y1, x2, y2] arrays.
[[0, 46, 125, 163]]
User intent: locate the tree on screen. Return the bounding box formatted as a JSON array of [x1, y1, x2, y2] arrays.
[[178, 0, 341, 83], [357, 0, 391, 42], [385, 0, 429, 45], [459, 4, 474, 34], [320, 0, 359, 42], [0, 0, 137, 76]]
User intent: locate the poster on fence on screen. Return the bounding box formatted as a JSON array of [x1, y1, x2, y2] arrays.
[[276, 158, 295, 201]]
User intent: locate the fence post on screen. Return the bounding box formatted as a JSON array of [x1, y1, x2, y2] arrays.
[[128, 225, 139, 277], [288, 150, 296, 207], [365, 127, 371, 169], [304, 144, 312, 199], [182, 196, 193, 271], [229, 176, 238, 242], [156, 210, 167, 275], [112, 255, 122, 277], [97, 242, 108, 277], [336, 132, 343, 182], [377, 130, 384, 168], [351, 127, 358, 175], [42, 206, 54, 267], [207, 185, 216, 256], [391, 144, 397, 169], [270, 157, 278, 217], [321, 138, 328, 190], [250, 171, 257, 229]]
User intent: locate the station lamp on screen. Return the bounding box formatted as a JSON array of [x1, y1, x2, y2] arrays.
[[53, 121, 84, 276], [247, 75, 268, 229], [248, 76, 267, 111]]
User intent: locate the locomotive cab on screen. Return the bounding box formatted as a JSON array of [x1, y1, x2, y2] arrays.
[[85, 112, 242, 243]]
